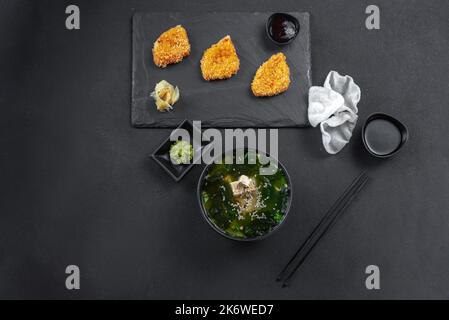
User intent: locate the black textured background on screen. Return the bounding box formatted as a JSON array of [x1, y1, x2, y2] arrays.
[[0, 0, 448, 299]]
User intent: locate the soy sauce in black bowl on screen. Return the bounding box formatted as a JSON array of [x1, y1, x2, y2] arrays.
[[362, 113, 409, 158], [266, 13, 300, 45]]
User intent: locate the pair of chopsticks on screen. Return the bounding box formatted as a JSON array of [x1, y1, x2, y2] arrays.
[[277, 171, 369, 287]]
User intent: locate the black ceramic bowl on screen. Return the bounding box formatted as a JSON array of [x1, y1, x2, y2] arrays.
[[266, 13, 300, 45], [362, 113, 409, 158], [197, 149, 293, 241]]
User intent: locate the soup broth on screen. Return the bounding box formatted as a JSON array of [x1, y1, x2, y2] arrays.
[[200, 150, 290, 239]]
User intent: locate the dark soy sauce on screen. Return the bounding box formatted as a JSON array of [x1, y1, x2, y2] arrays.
[[364, 118, 402, 156], [268, 14, 299, 44]]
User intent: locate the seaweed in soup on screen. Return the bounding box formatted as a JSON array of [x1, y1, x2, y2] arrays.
[[200, 151, 290, 239]]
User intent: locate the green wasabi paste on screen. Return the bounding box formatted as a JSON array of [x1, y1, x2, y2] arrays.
[[170, 141, 194, 165]]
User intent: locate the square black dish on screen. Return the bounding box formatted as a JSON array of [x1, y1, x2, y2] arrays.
[[132, 12, 311, 128], [151, 120, 208, 182]]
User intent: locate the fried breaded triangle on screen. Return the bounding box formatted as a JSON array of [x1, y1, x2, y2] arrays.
[[152, 25, 191, 68], [200, 36, 240, 81], [251, 53, 291, 97]]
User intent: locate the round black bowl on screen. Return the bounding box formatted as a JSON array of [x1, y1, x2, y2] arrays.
[[197, 149, 293, 241], [362, 113, 409, 158], [266, 13, 300, 45]]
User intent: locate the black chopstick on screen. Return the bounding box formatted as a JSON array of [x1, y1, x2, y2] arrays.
[[282, 175, 369, 287], [277, 171, 369, 287], [276, 171, 366, 282]]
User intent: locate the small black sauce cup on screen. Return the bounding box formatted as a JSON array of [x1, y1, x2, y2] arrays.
[[362, 113, 409, 158], [266, 13, 300, 45]]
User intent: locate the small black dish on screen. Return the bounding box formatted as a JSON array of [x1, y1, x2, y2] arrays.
[[362, 113, 409, 158], [266, 13, 300, 45], [151, 119, 208, 182]]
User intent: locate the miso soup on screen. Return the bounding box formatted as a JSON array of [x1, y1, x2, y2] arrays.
[[199, 150, 291, 240]]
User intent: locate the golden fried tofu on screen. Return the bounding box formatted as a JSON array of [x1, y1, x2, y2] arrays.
[[200, 36, 240, 81], [152, 25, 190, 68], [251, 53, 291, 97]]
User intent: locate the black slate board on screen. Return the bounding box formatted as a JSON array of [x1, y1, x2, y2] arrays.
[[132, 12, 311, 128]]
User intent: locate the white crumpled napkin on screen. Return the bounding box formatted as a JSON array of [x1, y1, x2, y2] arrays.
[[308, 71, 361, 154]]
